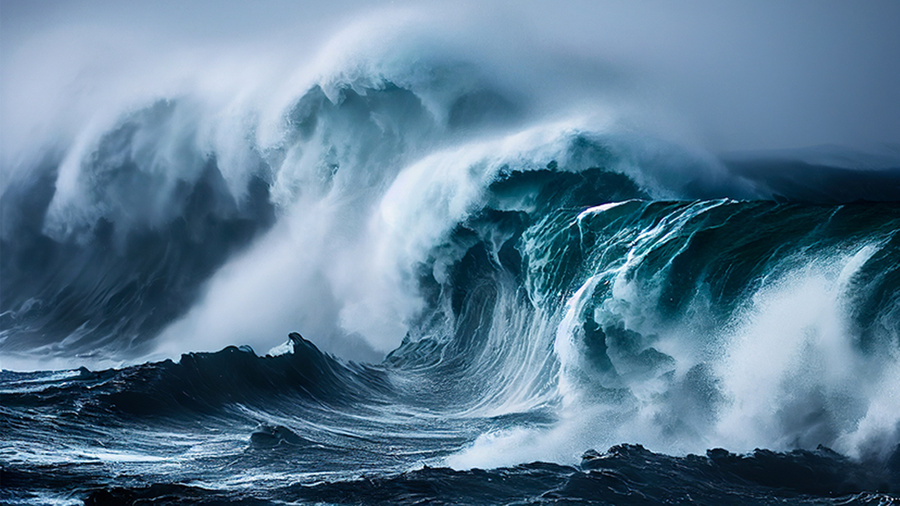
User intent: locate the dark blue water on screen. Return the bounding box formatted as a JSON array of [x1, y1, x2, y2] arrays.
[[2, 43, 900, 505]]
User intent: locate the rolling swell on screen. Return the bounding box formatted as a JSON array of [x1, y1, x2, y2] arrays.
[[0, 333, 387, 419], [76, 445, 900, 505]]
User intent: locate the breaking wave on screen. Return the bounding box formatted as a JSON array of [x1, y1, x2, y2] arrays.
[[2, 11, 899, 505]]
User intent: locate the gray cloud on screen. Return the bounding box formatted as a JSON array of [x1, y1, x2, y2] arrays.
[[2, 0, 898, 163]]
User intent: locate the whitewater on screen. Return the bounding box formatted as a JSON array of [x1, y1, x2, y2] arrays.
[[2, 2, 900, 504]]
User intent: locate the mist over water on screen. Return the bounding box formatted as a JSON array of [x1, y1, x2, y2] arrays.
[[2, 2, 900, 504]]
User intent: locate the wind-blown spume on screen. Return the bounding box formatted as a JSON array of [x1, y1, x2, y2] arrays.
[[2, 13, 900, 504]]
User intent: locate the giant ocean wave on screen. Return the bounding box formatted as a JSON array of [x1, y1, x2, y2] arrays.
[[2, 10, 900, 505]]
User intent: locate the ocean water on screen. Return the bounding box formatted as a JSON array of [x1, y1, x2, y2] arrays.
[[2, 4, 900, 505]]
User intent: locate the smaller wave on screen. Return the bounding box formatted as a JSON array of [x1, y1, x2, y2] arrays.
[[724, 147, 900, 204], [0, 333, 390, 418]]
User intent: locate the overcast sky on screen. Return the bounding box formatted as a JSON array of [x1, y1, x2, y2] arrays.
[[2, 0, 899, 154]]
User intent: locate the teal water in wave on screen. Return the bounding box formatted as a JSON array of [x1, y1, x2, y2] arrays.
[[2, 7, 900, 503]]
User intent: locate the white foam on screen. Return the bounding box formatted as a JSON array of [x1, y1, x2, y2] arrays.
[[713, 245, 888, 454]]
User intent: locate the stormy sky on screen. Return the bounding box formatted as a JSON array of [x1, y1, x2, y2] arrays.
[[2, 0, 899, 162]]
